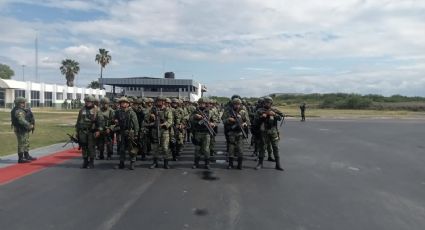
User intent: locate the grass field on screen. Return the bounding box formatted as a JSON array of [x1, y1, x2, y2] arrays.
[[0, 110, 77, 156], [1, 107, 424, 157]]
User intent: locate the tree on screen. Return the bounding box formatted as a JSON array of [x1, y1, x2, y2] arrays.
[[87, 80, 100, 89], [0, 63, 15, 79], [60, 59, 80, 87], [95, 48, 111, 89]]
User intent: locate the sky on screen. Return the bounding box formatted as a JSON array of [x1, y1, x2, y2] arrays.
[[0, 0, 424, 97]]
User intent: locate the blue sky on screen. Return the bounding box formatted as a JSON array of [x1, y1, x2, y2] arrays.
[[0, 0, 424, 96]]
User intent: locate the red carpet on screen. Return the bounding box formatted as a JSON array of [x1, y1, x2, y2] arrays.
[[0, 148, 80, 185]]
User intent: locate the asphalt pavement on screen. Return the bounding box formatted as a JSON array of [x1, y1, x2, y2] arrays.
[[0, 119, 424, 230]]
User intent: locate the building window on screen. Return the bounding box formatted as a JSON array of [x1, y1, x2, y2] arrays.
[[76, 93, 82, 99], [67, 93, 73, 100], [0, 89, 4, 107], [44, 92, 53, 107], [15, 89, 26, 98], [56, 92, 63, 100], [30, 90, 40, 107]]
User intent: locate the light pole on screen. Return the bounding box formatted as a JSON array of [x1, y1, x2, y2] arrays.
[[21, 65, 26, 81]]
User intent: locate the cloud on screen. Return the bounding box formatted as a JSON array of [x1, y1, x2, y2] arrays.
[[0, 0, 424, 95]]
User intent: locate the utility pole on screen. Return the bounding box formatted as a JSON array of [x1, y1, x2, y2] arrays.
[[21, 65, 26, 81], [35, 31, 39, 82]]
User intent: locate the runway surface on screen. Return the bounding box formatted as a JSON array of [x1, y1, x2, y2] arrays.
[[1, 119, 424, 230]]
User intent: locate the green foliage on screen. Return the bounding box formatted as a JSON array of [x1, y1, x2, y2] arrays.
[[87, 80, 100, 89], [0, 63, 15, 79], [60, 59, 80, 87]]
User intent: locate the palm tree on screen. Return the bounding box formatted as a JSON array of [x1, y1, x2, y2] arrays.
[[60, 59, 80, 87], [95, 48, 111, 89]]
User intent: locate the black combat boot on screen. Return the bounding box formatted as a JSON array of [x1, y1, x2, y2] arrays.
[[255, 157, 264, 170], [81, 157, 89, 168], [227, 157, 234, 169], [237, 157, 243, 170], [129, 161, 135, 170], [192, 157, 200, 169], [98, 151, 105, 160], [205, 158, 210, 170], [18, 152, 30, 163], [275, 158, 284, 171], [87, 157, 95, 169], [163, 159, 170, 169], [267, 156, 275, 162], [24, 151, 37, 161], [150, 158, 159, 169]]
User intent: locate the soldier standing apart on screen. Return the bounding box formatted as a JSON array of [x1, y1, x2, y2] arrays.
[[114, 97, 139, 170], [222, 98, 250, 169], [148, 96, 173, 169], [11, 97, 37, 163], [254, 96, 284, 171], [189, 98, 216, 169], [300, 103, 306, 122], [97, 97, 115, 160], [75, 96, 104, 169]]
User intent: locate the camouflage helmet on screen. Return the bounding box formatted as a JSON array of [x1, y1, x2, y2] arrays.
[[231, 94, 241, 100], [148, 98, 154, 103], [197, 97, 206, 104], [171, 98, 179, 103], [136, 98, 144, 104], [263, 96, 273, 103], [232, 98, 242, 104], [14, 97, 26, 104], [165, 98, 172, 104], [118, 96, 129, 103], [156, 96, 167, 102], [100, 97, 110, 104], [84, 95, 95, 102], [93, 97, 99, 103], [127, 97, 134, 103]]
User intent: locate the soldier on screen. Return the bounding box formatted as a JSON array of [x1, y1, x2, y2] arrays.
[[170, 98, 186, 161], [75, 95, 104, 169], [134, 98, 146, 160], [207, 99, 220, 158], [254, 96, 284, 171], [97, 97, 115, 160], [10, 97, 37, 163], [183, 99, 196, 142], [300, 103, 306, 121], [140, 98, 154, 160], [114, 97, 139, 170], [250, 98, 264, 158], [221, 98, 250, 169], [147, 96, 173, 169], [189, 98, 217, 169]]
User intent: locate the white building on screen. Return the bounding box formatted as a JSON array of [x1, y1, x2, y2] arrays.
[[0, 79, 105, 108]]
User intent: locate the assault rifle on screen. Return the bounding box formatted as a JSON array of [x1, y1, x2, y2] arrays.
[[231, 108, 249, 140], [196, 108, 216, 136], [25, 108, 35, 134], [63, 133, 80, 149]]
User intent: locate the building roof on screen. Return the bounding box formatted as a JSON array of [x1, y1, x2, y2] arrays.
[[0, 79, 27, 89], [99, 77, 207, 91]]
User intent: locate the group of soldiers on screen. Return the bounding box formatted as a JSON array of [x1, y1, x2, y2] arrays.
[[11, 94, 288, 172]]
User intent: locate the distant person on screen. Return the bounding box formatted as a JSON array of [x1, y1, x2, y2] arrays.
[[300, 103, 306, 122], [10, 97, 37, 163]]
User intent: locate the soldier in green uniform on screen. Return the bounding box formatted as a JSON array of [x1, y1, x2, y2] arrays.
[[300, 103, 306, 121], [183, 99, 196, 142], [97, 97, 115, 160], [147, 96, 173, 169], [221, 98, 250, 169], [207, 99, 220, 158], [140, 98, 153, 160], [254, 96, 284, 171], [75, 95, 104, 169], [189, 98, 217, 169], [114, 97, 139, 170], [133, 98, 145, 160], [11, 97, 37, 163], [170, 98, 186, 161]]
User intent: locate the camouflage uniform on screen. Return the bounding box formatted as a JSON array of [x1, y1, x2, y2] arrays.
[[97, 97, 115, 160], [10, 97, 37, 163], [113, 97, 139, 170], [170, 99, 186, 161], [208, 99, 220, 157], [189, 98, 217, 169], [148, 96, 174, 169], [221, 98, 250, 169], [300, 103, 306, 121], [75, 96, 104, 168], [254, 97, 284, 171], [140, 98, 154, 159]]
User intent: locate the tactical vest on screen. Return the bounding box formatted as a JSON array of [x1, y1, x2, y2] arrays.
[[77, 107, 98, 130]]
